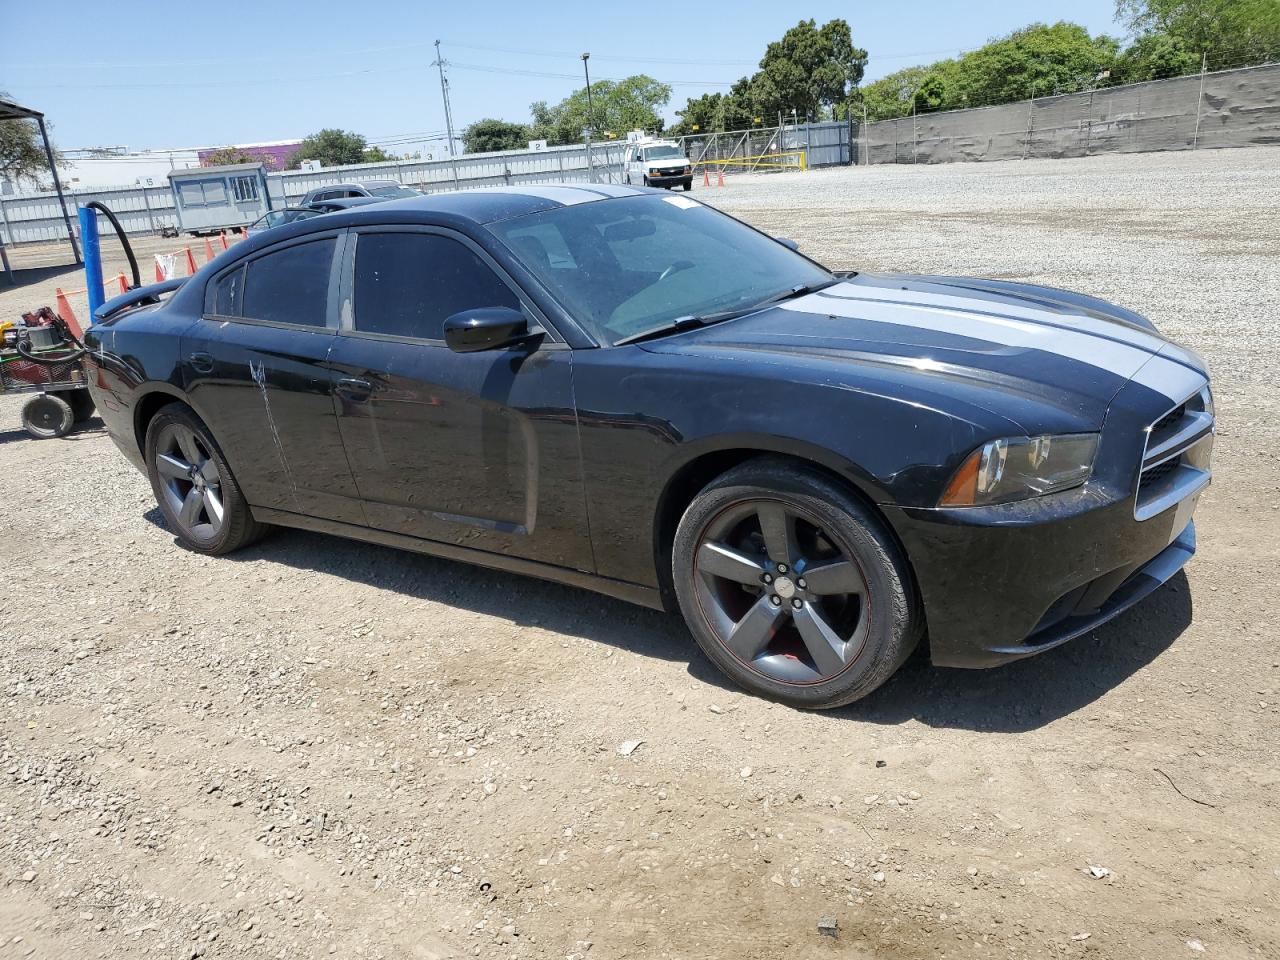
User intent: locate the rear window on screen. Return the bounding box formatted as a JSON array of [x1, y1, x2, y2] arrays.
[[240, 238, 335, 327], [211, 265, 244, 316]]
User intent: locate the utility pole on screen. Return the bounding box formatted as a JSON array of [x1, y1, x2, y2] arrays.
[[581, 53, 596, 183], [433, 40, 461, 188]]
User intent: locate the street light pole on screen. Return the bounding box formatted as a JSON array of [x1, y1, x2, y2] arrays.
[[581, 52, 596, 183]]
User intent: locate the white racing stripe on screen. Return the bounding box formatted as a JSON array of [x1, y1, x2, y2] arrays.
[[780, 289, 1155, 380], [1129, 350, 1208, 405], [823, 282, 1170, 353]]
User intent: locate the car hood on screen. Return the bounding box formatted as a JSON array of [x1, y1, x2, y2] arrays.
[[638, 274, 1206, 432]]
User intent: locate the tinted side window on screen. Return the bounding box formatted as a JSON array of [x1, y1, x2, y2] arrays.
[[353, 233, 520, 340], [241, 238, 335, 327], [212, 265, 244, 316]]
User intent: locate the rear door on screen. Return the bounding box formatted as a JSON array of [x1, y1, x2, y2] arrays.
[[326, 224, 593, 571], [182, 230, 366, 525]]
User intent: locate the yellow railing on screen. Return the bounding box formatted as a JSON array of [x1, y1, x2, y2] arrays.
[[694, 151, 808, 172]]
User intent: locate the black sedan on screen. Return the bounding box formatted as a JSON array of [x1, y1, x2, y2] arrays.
[[83, 185, 1213, 709]]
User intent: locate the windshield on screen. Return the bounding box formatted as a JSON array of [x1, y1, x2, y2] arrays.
[[642, 145, 685, 161], [489, 194, 831, 345], [367, 184, 420, 198]]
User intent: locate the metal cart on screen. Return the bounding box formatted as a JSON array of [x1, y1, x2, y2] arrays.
[[1, 316, 94, 439]]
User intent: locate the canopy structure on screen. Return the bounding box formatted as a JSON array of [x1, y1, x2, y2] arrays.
[[0, 98, 82, 276]]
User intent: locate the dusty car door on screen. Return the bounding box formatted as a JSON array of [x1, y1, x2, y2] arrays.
[[183, 230, 366, 525], [326, 225, 593, 571]]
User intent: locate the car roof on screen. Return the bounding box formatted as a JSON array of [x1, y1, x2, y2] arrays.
[[225, 184, 653, 262], [332, 184, 648, 225]]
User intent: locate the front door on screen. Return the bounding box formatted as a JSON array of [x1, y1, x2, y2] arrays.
[[327, 225, 593, 572], [182, 231, 366, 525]]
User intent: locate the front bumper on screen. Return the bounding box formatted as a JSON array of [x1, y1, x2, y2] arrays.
[[646, 172, 692, 186], [884, 481, 1204, 668]]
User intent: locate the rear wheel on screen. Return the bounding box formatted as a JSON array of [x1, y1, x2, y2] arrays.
[[144, 403, 268, 555], [672, 459, 919, 709], [21, 394, 74, 439]]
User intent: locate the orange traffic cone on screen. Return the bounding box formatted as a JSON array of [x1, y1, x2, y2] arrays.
[[716, 167, 725, 187], [204, 238, 216, 263], [219, 231, 229, 251], [116, 273, 129, 294], [702, 168, 710, 187], [185, 247, 198, 275], [54, 288, 82, 338], [156, 259, 165, 282]]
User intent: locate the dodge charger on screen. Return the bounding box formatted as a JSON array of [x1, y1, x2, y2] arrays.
[[83, 185, 1213, 708]]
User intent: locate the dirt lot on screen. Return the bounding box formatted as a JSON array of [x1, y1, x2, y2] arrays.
[[2, 149, 1278, 960]]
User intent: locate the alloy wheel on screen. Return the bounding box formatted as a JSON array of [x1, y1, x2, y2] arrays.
[[154, 423, 225, 540], [692, 499, 870, 684]]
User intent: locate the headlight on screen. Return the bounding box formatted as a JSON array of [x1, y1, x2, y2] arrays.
[[939, 434, 1099, 507], [649, 168, 660, 176]]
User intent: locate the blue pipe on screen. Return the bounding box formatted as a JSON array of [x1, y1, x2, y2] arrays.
[[79, 206, 104, 316]]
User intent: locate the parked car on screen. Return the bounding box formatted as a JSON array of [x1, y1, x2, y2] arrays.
[[83, 185, 1212, 709], [304, 196, 388, 213], [623, 140, 693, 190], [247, 198, 389, 234], [299, 180, 422, 204], [246, 206, 323, 232]]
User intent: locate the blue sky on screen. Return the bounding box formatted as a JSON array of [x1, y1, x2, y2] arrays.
[[2, 0, 1124, 153]]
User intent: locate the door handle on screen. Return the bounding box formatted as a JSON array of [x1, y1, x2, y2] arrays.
[[188, 351, 214, 374], [336, 377, 373, 402]]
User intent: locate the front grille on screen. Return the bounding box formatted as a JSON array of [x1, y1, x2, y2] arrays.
[[1149, 403, 1185, 440], [1134, 384, 1213, 521], [1137, 458, 1179, 496]]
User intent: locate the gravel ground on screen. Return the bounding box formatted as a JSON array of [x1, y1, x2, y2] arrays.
[[2, 148, 1279, 960]]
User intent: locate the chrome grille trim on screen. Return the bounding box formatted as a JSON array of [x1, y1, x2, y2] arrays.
[[1134, 383, 1213, 521]]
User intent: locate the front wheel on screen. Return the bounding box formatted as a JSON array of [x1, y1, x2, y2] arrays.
[[682, 179, 693, 192], [642, 176, 650, 187], [145, 403, 269, 555], [672, 459, 920, 709]]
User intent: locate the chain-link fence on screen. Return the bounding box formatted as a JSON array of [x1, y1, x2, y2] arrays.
[[863, 61, 1280, 164]]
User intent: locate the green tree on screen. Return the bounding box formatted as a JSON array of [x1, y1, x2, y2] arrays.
[[529, 75, 672, 145], [669, 19, 867, 134], [668, 91, 759, 136], [856, 23, 1120, 120], [1116, 0, 1280, 69], [750, 19, 869, 121], [202, 146, 258, 166], [947, 22, 1120, 108], [287, 128, 374, 169], [1112, 31, 1201, 82], [0, 91, 62, 188], [362, 145, 394, 163], [462, 118, 531, 153], [857, 66, 936, 121]]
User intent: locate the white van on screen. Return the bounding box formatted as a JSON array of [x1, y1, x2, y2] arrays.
[[622, 140, 694, 191]]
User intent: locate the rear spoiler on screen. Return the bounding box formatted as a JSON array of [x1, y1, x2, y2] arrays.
[[93, 277, 188, 323]]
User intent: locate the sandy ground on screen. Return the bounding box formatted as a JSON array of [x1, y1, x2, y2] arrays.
[[1, 149, 1279, 960]]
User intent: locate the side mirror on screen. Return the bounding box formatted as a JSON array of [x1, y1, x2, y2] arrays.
[[774, 236, 800, 251], [443, 306, 531, 353]]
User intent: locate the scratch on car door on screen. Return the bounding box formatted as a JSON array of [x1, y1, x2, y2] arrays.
[[248, 360, 297, 496]]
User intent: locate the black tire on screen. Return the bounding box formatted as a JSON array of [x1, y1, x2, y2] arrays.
[[672, 458, 919, 709], [683, 179, 693, 192], [21, 394, 75, 439], [642, 176, 650, 187], [144, 403, 269, 555], [68, 389, 96, 423]]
